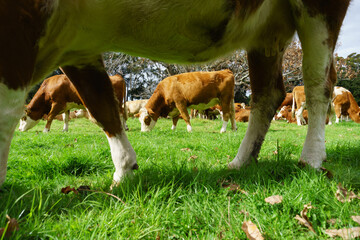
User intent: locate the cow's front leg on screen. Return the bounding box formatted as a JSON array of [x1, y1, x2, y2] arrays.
[[229, 49, 286, 169], [176, 103, 192, 132], [0, 83, 28, 187], [61, 57, 137, 185], [171, 115, 180, 130], [62, 110, 70, 132], [44, 102, 65, 132]]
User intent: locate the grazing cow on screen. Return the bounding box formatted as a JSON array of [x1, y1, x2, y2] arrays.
[[139, 70, 236, 133], [279, 93, 293, 109], [0, 1, 350, 187], [126, 99, 148, 118], [235, 108, 251, 122], [333, 86, 360, 123], [291, 86, 307, 125], [18, 74, 127, 132]]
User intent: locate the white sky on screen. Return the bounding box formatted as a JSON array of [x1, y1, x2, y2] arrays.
[[336, 1, 360, 57]]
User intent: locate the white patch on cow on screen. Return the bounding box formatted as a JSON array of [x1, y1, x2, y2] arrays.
[[220, 121, 228, 133], [171, 125, 176, 131], [106, 131, 137, 184], [62, 112, 69, 132], [334, 86, 349, 96], [138, 108, 156, 132], [187, 124, 192, 132], [0, 82, 28, 186], [296, 12, 331, 168], [276, 106, 287, 119], [18, 116, 41, 132]]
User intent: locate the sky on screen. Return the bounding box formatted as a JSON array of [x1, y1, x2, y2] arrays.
[[336, 1, 360, 57]]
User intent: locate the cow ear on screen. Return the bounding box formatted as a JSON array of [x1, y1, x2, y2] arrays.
[[144, 116, 152, 125]]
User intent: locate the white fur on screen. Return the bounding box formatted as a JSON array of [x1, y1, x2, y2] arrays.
[[171, 125, 176, 131], [0, 82, 28, 186], [220, 121, 228, 133], [106, 132, 137, 184], [138, 108, 156, 132], [187, 124, 192, 132]]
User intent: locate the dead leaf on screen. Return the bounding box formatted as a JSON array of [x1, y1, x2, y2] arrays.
[[352, 216, 360, 225], [0, 215, 19, 238], [327, 218, 338, 225], [294, 203, 316, 233], [221, 181, 248, 195], [180, 148, 191, 152], [188, 155, 198, 161], [325, 227, 360, 239], [336, 183, 360, 203], [241, 221, 264, 240], [61, 186, 78, 194], [264, 195, 283, 205]]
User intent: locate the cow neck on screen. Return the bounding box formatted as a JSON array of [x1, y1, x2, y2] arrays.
[[146, 88, 169, 121]]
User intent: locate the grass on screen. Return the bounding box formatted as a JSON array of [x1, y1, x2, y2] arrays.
[[1, 117, 360, 239]]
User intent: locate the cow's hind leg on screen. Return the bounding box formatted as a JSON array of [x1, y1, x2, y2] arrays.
[[0, 83, 28, 186], [61, 57, 137, 185], [293, 2, 349, 168], [44, 102, 66, 132], [229, 49, 286, 169]]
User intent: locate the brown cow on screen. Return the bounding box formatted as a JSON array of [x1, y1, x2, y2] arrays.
[[291, 86, 307, 125], [126, 99, 148, 118], [235, 108, 251, 122], [139, 70, 236, 133], [0, 1, 350, 187], [279, 93, 293, 109], [18, 74, 127, 132], [333, 86, 360, 123]]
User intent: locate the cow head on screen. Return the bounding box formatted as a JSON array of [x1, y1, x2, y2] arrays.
[[18, 109, 41, 131], [138, 108, 156, 132]]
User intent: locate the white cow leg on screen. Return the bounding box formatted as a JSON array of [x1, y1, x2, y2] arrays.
[[229, 49, 287, 169], [106, 131, 137, 184], [0, 83, 28, 187], [220, 120, 228, 133], [62, 111, 69, 132]]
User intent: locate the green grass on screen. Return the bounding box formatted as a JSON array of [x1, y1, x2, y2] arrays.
[[1, 117, 360, 239]]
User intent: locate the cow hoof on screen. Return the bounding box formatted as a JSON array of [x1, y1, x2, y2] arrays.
[[132, 163, 139, 170], [43, 128, 50, 133]]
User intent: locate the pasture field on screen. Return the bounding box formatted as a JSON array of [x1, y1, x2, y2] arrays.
[[1, 117, 360, 239]]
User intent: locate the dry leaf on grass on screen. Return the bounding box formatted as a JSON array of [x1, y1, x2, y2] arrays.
[[325, 227, 360, 239], [0, 215, 19, 238], [221, 181, 248, 195], [336, 183, 360, 203], [352, 216, 360, 225], [294, 203, 316, 233], [327, 218, 338, 225], [180, 148, 191, 152], [241, 221, 264, 240], [188, 155, 198, 161], [264, 195, 283, 205]]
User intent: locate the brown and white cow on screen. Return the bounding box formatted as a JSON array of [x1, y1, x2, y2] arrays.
[[18, 74, 127, 132], [279, 93, 293, 110], [235, 108, 251, 122], [291, 86, 307, 125], [333, 86, 360, 123], [139, 70, 236, 133], [126, 99, 148, 118], [0, 1, 350, 187]]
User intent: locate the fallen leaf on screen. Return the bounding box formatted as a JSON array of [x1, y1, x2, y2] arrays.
[[188, 155, 198, 161], [324, 227, 360, 239], [352, 216, 360, 225], [336, 183, 360, 203], [264, 195, 283, 205], [0, 215, 19, 238], [221, 181, 248, 195], [61, 186, 78, 194], [180, 148, 191, 152], [241, 221, 264, 240], [327, 218, 338, 225], [294, 203, 316, 233]]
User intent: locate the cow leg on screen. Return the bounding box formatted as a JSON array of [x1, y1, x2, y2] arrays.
[[171, 115, 180, 130], [175, 103, 192, 132], [229, 49, 286, 169], [44, 102, 65, 132], [63, 110, 70, 132], [334, 105, 341, 123], [0, 83, 28, 186], [220, 99, 237, 133], [294, 3, 348, 168], [61, 57, 137, 185], [295, 102, 306, 126]]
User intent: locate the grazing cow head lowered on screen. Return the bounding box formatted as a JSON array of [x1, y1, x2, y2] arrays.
[[0, 0, 351, 188]]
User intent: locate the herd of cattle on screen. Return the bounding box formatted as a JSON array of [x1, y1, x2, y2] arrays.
[[19, 70, 360, 134], [0, 0, 351, 187]]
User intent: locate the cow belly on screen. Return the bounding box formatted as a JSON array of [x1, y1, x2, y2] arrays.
[[189, 98, 220, 110]]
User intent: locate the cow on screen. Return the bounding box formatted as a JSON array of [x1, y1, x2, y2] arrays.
[[333, 86, 360, 123], [279, 93, 293, 109], [291, 86, 307, 125], [18, 74, 128, 132], [235, 108, 251, 122], [126, 99, 148, 118], [0, 1, 350, 187], [138, 70, 236, 133]]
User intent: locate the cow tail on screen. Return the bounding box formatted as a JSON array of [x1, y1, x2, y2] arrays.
[[291, 91, 296, 118]]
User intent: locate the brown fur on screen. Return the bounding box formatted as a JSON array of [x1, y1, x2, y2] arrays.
[[333, 87, 360, 123], [235, 108, 250, 122]]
